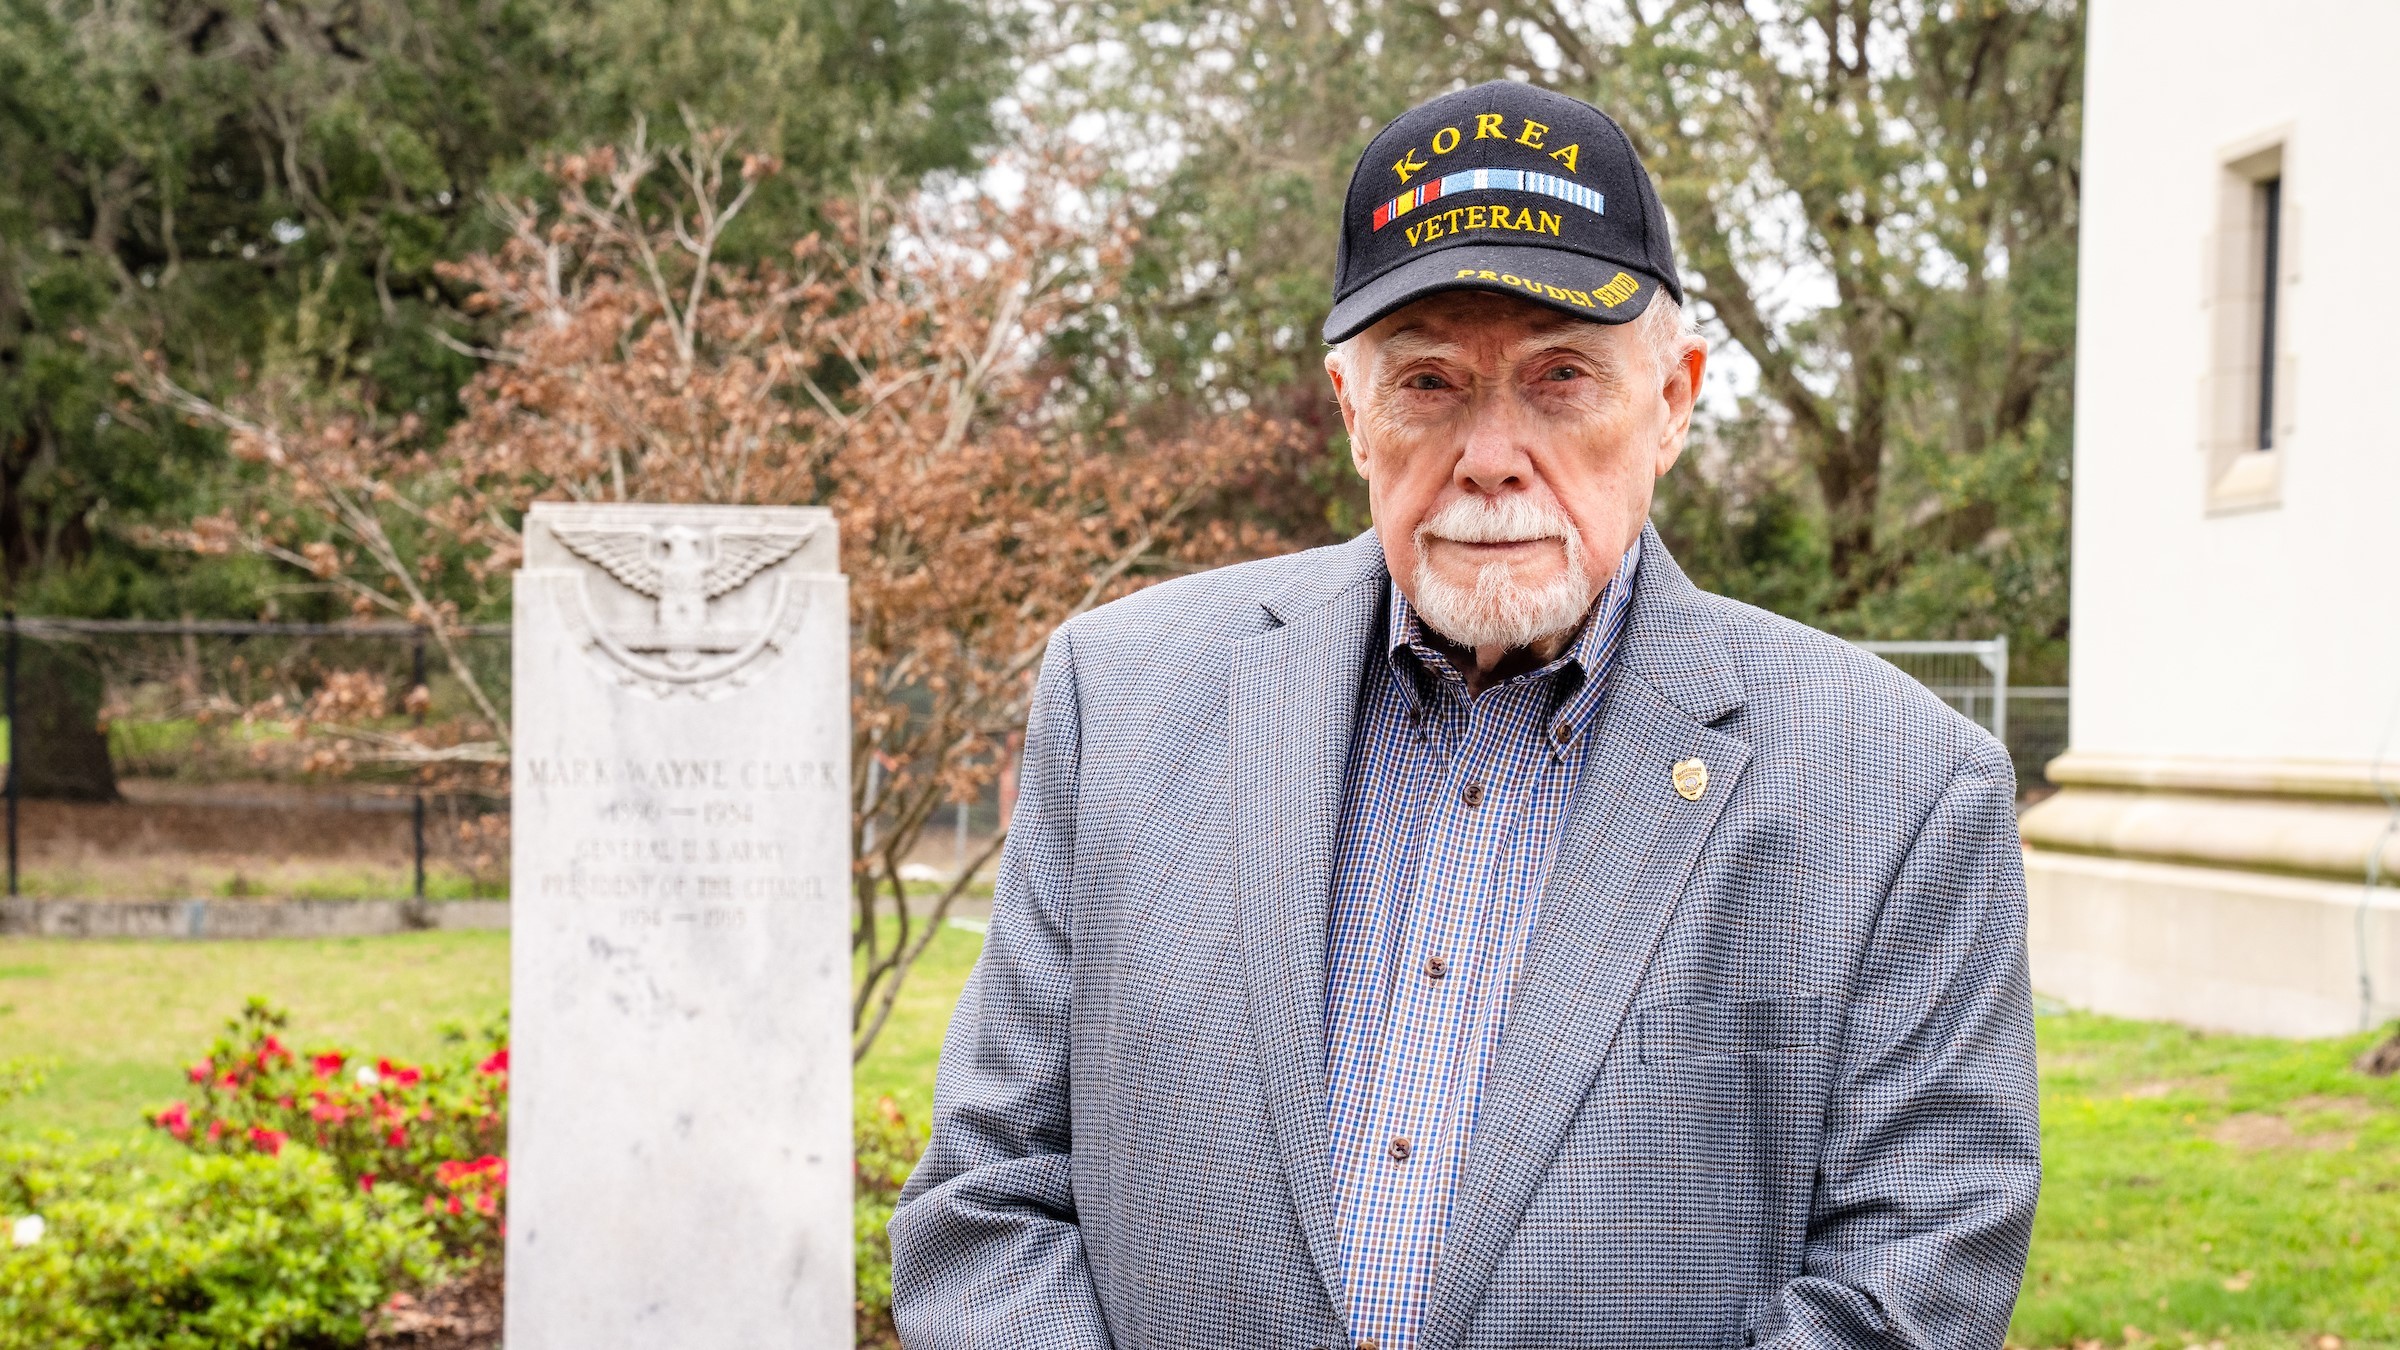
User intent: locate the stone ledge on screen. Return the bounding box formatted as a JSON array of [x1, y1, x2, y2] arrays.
[[2020, 786, 2400, 883], [2046, 750, 2400, 802], [0, 897, 509, 939]]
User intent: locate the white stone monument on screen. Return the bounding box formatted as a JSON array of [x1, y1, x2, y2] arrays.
[[507, 502, 852, 1347]]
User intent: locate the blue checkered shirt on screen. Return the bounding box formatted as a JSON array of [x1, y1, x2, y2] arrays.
[[1323, 543, 1640, 1350]]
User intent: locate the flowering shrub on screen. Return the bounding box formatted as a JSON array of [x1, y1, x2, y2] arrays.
[[0, 1139, 443, 1349], [145, 999, 509, 1255]]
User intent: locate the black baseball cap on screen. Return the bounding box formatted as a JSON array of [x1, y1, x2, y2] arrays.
[[1323, 81, 1683, 344]]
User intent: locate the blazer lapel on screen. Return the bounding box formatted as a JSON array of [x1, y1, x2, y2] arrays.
[[1417, 527, 1752, 1350], [1228, 532, 1387, 1321]]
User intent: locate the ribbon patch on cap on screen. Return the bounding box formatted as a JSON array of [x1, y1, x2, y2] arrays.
[[1371, 168, 1605, 232]]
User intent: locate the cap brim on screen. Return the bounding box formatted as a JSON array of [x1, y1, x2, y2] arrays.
[[1321, 242, 1665, 344]]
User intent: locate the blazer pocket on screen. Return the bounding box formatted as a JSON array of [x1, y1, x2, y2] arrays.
[[1631, 995, 1831, 1065]]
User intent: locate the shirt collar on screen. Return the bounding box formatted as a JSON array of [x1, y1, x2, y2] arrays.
[[1385, 537, 1643, 710]]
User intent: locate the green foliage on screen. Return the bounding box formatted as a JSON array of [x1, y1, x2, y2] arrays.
[[0, 1139, 445, 1349], [0, 0, 1007, 618], [854, 1095, 926, 1349], [146, 999, 509, 1256], [552, 0, 1010, 216], [0, 0, 554, 610], [0, 1057, 52, 1107]]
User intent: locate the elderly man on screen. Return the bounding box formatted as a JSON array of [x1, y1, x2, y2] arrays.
[[890, 82, 2039, 1350]]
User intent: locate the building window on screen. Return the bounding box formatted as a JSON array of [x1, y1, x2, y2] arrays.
[[2255, 175, 2281, 453], [2202, 138, 2293, 513]]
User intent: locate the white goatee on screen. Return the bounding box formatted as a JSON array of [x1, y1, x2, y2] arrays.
[[1407, 492, 1592, 651]]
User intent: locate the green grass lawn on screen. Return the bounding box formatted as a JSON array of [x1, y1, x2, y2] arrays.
[[854, 922, 985, 1127], [5, 930, 2398, 1348], [0, 932, 511, 1139], [0, 924, 984, 1142], [2021, 1013, 2400, 1349]]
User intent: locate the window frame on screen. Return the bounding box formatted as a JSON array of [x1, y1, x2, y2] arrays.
[[2199, 130, 2298, 515]]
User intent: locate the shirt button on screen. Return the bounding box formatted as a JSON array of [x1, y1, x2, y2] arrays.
[[1424, 954, 1448, 980], [1360, 1341, 1381, 1350], [1552, 720, 1572, 744], [1388, 1137, 1412, 1162], [1459, 781, 1484, 808]]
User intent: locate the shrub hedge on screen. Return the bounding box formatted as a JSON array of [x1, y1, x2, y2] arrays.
[[0, 1141, 445, 1349], [2, 1001, 931, 1346]]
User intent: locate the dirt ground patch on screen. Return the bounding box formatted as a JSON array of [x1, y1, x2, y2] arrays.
[[2119, 1078, 2228, 1102], [372, 1262, 502, 1349], [2211, 1095, 2379, 1152], [10, 779, 502, 899], [25, 780, 415, 859]]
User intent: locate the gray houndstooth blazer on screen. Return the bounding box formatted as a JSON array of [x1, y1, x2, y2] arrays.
[[889, 524, 2039, 1349]]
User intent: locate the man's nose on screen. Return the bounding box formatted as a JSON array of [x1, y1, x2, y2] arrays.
[[1453, 392, 1537, 494]]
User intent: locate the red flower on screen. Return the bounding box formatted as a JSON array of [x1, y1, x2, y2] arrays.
[[387, 1125, 408, 1148], [154, 1101, 192, 1141], [446, 1195, 463, 1216], [258, 1035, 294, 1067], [206, 1119, 226, 1143], [358, 1173, 378, 1193], [435, 1155, 508, 1190], [309, 1094, 348, 1124], [277, 1094, 296, 1110], [311, 1053, 346, 1079], [376, 1058, 422, 1088], [248, 1126, 287, 1156], [187, 1059, 213, 1085], [478, 1048, 510, 1076]]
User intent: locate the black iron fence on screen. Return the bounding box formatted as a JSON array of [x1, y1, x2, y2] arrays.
[[2, 614, 510, 902]]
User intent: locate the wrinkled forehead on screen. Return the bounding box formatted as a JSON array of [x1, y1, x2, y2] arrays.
[[1366, 291, 1621, 369]]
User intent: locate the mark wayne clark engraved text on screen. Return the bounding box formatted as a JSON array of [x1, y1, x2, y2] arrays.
[[521, 756, 841, 794]]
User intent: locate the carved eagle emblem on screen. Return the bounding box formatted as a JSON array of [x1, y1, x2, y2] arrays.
[[549, 522, 813, 653]]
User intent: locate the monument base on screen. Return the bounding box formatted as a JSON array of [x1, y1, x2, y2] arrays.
[[2022, 751, 2400, 1038]]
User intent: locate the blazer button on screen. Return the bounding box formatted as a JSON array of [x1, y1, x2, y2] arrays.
[[1459, 781, 1484, 808]]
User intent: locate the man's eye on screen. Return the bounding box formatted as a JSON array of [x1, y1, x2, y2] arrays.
[[1407, 373, 1449, 390], [1544, 365, 1581, 382]]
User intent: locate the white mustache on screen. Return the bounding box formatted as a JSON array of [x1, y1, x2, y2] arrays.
[[1418, 492, 1574, 545], [1407, 491, 1593, 650]]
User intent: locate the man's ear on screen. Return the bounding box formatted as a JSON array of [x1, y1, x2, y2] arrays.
[[1654, 342, 1706, 477], [1326, 348, 1371, 480]]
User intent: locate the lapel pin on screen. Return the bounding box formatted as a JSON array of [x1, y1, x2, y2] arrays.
[[1671, 757, 1709, 802]]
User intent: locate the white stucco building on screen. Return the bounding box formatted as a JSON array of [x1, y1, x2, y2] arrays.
[[2021, 0, 2400, 1036]]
